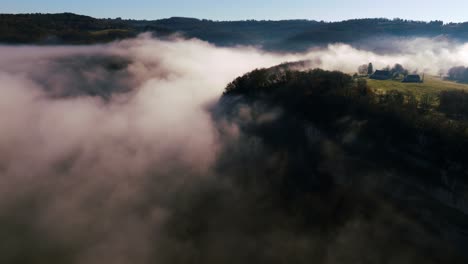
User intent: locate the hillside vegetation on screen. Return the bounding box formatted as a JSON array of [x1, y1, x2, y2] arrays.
[[3, 13, 468, 51], [0, 13, 137, 44], [215, 65, 468, 262]]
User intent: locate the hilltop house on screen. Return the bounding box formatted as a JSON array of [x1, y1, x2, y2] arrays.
[[402, 74, 423, 83], [370, 70, 391, 80]]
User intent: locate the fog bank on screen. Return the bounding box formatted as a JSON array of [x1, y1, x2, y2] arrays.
[[1, 34, 467, 263]]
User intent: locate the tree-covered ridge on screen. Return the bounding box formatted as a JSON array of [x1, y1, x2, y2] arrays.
[[217, 65, 468, 261], [222, 65, 468, 160], [221, 65, 468, 199], [2, 13, 468, 50], [0, 13, 137, 43]]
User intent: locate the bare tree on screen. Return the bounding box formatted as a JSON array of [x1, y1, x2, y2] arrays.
[[358, 64, 368, 75]]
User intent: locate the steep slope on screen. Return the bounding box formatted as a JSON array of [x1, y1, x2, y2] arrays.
[[210, 64, 468, 262]]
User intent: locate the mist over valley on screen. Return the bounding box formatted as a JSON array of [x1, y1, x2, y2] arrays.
[[2, 10, 468, 264]]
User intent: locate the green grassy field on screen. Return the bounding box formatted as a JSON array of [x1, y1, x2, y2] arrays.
[[366, 75, 468, 98]]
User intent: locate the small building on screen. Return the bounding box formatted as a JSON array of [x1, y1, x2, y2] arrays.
[[402, 74, 422, 83], [370, 70, 391, 80]]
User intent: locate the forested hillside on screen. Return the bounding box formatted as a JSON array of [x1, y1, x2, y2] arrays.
[[2, 13, 468, 50], [213, 64, 468, 262]]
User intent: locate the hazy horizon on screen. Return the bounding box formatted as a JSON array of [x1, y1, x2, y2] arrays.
[[3, 0, 468, 23]]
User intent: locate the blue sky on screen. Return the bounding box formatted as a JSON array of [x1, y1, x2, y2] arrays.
[[3, 0, 468, 22]]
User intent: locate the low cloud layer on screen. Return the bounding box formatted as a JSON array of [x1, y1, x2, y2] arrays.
[[0, 35, 301, 264], [0, 34, 467, 263], [305, 37, 468, 74]]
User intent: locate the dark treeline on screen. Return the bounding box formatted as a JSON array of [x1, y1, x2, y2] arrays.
[[2, 13, 468, 50], [0, 13, 139, 44], [439, 89, 468, 119], [212, 64, 468, 262], [447, 66, 468, 83]]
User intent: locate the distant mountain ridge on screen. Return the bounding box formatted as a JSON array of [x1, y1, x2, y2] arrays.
[[1, 13, 468, 51]]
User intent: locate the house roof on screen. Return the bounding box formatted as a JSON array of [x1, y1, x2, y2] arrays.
[[404, 75, 421, 80], [370, 70, 392, 80], [374, 70, 390, 75]]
